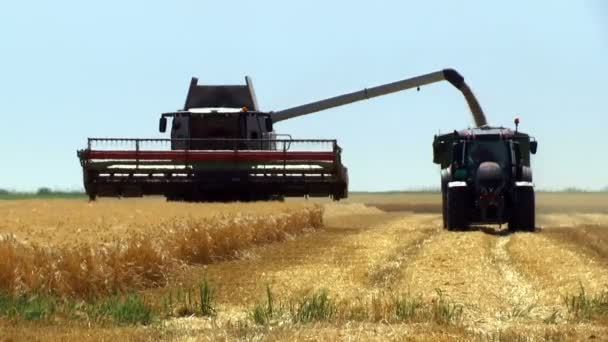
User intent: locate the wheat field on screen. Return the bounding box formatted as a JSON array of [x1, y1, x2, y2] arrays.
[[1, 193, 607, 341], [0, 200, 322, 297]]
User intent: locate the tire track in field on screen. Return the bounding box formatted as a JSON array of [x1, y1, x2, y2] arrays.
[[365, 214, 440, 289], [397, 226, 561, 335], [492, 236, 538, 314], [397, 228, 504, 330], [490, 234, 557, 326]]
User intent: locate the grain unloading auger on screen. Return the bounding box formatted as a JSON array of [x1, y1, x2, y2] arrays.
[[272, 69, 487, 127], [78, 69, 486, 201]]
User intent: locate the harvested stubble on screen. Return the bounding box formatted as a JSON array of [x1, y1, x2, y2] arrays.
[[0, 199, 323, 298]]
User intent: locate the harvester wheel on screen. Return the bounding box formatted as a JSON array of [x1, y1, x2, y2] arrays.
[[331, 183, 348, 201], [446, 187, 469, 231], [509, 187, 535, 232]]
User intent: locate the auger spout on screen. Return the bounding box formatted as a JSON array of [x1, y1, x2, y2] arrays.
[[272, 69, 487, 127]]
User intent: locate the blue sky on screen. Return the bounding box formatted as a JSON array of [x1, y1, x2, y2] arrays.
[[0, 1, 606, 191]]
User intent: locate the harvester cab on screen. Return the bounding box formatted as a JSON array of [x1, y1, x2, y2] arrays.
[[433, 121, 538, 231], [158, 76, 275, 150], [159, 108, 275, 150]]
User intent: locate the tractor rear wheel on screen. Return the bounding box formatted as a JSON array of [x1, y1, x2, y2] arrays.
[[508, 187, 535, 232], [446, 186, 469, 231], [441, 187, 448, 229]]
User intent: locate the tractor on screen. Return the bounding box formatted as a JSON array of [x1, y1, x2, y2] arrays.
[[433, 120, 538, 231]]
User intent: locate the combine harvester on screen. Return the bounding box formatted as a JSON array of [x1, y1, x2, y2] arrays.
[[78, 68, 537, 227]]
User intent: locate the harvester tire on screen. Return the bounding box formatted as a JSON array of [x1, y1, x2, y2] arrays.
[[509, 187, 535, 232], [446, 186, 469, 231]]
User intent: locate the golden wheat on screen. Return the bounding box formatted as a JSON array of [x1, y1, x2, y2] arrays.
[[0, 199, 323, 297]]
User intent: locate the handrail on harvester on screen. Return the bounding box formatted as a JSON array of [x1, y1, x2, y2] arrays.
[[86, 137, 338, 149], [80, 138, 341, 163]]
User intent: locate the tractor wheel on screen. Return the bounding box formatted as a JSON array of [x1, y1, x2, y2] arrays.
[[441, 188, 448, 229], [446, 187, 469, 231], [508, 187, 535, 232]]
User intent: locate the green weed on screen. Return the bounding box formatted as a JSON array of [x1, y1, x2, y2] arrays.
[[251, 285, 282, 325], [0, 292, 56, 320], [90, 293, 153, 325], [394, 294, 423, 321], [431, 289, 463, 324], [563, 285, 608, 321], [199, 279, 216, 317], [290, 289, 334, 323]]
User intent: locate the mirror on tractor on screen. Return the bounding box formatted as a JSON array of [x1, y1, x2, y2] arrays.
[[159, 116, 167, 133], [530, 140, 538, 154], [433, 140, 446, 164]]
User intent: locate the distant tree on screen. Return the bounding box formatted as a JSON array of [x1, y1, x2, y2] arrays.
[[563, 187, 586, 193], [0, 188, 9, 195], [36, 187, 53, 195], [603, 185, 608, 192]]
